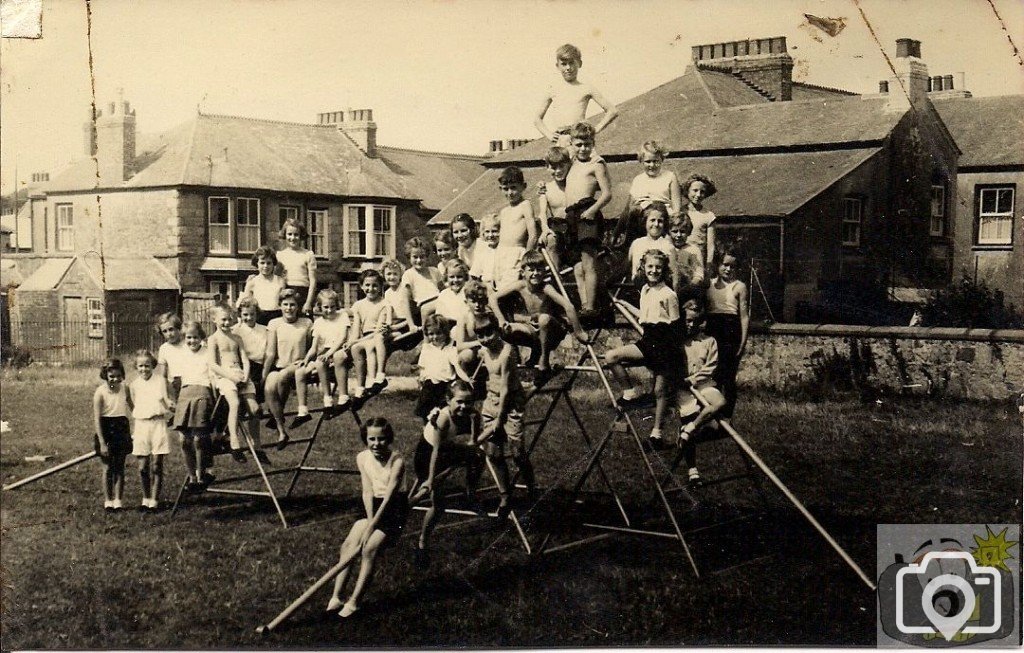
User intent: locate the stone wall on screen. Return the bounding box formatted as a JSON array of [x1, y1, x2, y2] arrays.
[[741, 324, 1024, 400]]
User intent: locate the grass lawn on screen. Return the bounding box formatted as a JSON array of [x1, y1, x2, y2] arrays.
[[1, 365, 1020, 648]]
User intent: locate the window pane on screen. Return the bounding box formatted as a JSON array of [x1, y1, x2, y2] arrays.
[[279, 205, 299, 230], [373, 206, 393, 257], [209, 198, 231, 253], [980, 189, 997, 215], [237, 225, 260, 253], [978, 216, 1011, 244], [347, 206, 367, 256], [57, 205, 74, 251], [996, 189, 1014, 214], [307, 209, 327, 257]]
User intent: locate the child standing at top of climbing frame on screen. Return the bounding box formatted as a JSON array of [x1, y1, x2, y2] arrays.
[[565, 121, 613, 318], [604, 250, 683, 450], [534, 43, 619, 148], [277, 218, 318, 316], [93, 358, 132, 511]]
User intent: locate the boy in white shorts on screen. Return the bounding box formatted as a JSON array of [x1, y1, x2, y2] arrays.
[[130, 350, 173, 510]]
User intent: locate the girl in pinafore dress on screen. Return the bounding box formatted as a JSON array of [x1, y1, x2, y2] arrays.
[[172, 321, 216, 489]]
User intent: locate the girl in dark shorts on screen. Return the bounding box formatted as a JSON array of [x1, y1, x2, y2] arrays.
[[92, 358, 133, 511], [603, 249, 685, 449], [326, 417, 408, 618]]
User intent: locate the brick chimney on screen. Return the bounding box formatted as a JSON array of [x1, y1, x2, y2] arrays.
[[691, 36, 793, 101], [318, 108, 377, 158], [886, 38, 929, 111], [93, 91, 137, 184]]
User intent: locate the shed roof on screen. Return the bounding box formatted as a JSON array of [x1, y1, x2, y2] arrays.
[[83, 257, 180, 291], [432, 147, 881, 225], [933, 95, 1024, 168], [17, 258, 75, 291]]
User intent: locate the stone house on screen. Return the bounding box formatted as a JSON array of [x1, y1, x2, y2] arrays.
[[432, 37, 962, 323], [6, 100, 483, 324]]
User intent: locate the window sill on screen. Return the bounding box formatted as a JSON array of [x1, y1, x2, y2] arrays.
[[972, 244, 1013, 252]]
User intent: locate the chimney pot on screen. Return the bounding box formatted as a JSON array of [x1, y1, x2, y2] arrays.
[[879, 80, 889, 93], [895, 38, 921, 58], [943, 74, 954, 90]]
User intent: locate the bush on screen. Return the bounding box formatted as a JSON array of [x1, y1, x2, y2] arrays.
[[1, 342, 33, 368], [920, 275, 1024, 329]]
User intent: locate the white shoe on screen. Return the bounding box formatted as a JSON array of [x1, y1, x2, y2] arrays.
[[326, 597, 343, 613], [337, 394, 351, 407], [111, 499, 123, 510], [374, 373, 387, 385], [322, 395, 335, 408], [339, 602, 359, 618], [296, 405, 310, 417]]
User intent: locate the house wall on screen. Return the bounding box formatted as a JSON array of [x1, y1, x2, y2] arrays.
[[950, 169, 1024, 311]]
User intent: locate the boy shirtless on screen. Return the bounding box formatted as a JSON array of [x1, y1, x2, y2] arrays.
[[538, 147, 572, 274], [497, 166, 537, 252], [534, 43, 618, 148], [565, 122, 613, 317]]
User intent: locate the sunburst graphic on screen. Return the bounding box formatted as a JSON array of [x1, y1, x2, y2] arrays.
[[971, 526, 1018, 571]]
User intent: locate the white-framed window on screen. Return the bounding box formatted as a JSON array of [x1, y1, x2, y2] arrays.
[[208, 197, 231, 253], [87, 298, 104, 339], [841, 197, 862, 247], [236, 198, 261, 254], [977, 186, 1015, 246], [279, 205, 300, 231], [343, 204, 395, 258], [307, 208, 328, 257], [930, 184, 946, 237], [56, 203, 74, 252], [342, 281, 361, 308], [208, 280, 238, 304], [15, 212, 32, 251]]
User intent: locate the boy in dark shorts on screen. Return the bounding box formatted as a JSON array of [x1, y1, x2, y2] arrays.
[[410, 380, 484, 566], [564, 122, 612, 319]]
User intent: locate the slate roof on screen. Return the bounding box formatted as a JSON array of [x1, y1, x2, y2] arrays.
[[377, 146, 485, 212], [1, 260, 23, 288], [45, 113, 419, 201], [17, 258, 75, 291], [933, 95, 1024, 168], [432, 147, 881, 225], [83, 257, 180, 291], [486, 65, 900, 165]]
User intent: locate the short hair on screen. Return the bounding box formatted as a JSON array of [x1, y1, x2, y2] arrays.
[[444, 258, 470, 278], [683, 173, 718, 198], [316, 288, 340, 308], [237, 297, 260, 313], [99, 357, 126, 380], [359, 416, 395, 444], [433, 230, 455, 250], [480, 213, 500, 230], [448, 379, 474, 398], [212, 302, 237, 322], [156, 312, 182, 331], [569, 122, 596, 143], [498, 166, 526, 187], [380, 257, 405, 278], [715, 246, 743, 268], [668, 212, 692, 235], [279, 288, 301, 304], [682, 299, 706, 324], [520, 248, 547, 270], [556, 43, 582, 65], [463, 279, 489, 302], [544, 146, 572, 167], [278, 218, 308, 241], [250, 245, 278, 268], [641, 249, 671, 281], [404, 236, 431, 257], [474, 314, 498, 335], [449, 213, 478, 240], [423, 313, 451, 336], [134, 349, 158, 367], [642, 202, 669, 222], [182, 320, 207, 340], [359, 268, 384, 285], [637, 140, 667, 161]]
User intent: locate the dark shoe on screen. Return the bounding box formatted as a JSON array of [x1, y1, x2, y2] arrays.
[[265, 416, 277, 430], [687, 468, 705, 489], [231, 448, 248, 464], [533, 366, 558, 389], [645, 435, 667, 452], [254, 450, 272, 466], [200, 472, 216, 487], [413, 545, 430, 569], [290, 413, 313, 429], [275, 434, 290, 451], [495, 503, 512, 521]]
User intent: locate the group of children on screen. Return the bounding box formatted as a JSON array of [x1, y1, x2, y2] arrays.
[[91, 41, 751, 618]]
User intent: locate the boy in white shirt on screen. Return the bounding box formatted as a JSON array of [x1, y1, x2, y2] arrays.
[[534, 43, 618, 148]]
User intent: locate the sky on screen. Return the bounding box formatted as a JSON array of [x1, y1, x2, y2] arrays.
[[2, 0, 1023, 194]]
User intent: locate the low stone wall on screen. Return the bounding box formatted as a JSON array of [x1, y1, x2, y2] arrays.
[[741, 324, 1024, 400]]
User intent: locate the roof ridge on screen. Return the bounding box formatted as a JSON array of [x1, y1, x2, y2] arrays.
[[690, 65, 722, 110], [198, 112, 335, 129], [377, 144, 484, 161], [791, 80, 858, 96]]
